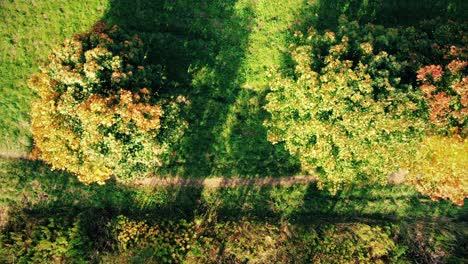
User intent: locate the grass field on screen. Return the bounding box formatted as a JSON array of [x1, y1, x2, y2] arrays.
[[0, 0, 108, 152], [0, 0, 467, 262]]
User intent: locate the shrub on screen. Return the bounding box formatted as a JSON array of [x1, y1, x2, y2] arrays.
[[407, 21, 467, 205], [185, 221, 405, 264], [310, 224, 404, 264], [29, 22, 181, 184], [404, 136, 467, 205], [1, 217, 92, 263], [416, 50, 467, 138], [265, 17, 426, 193], [107, 215, 195, 263]]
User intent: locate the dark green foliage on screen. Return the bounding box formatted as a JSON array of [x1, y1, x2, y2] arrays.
[[315, 0, 468, 30]]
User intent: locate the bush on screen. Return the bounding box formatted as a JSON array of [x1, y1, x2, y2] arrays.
[[1, 216, 93, 263], [416, 50, 467, 138], [186, 221, 405, 264], [106, 215, 195, 263], [29, 22, 183, 184], [265, 17, 426, 193], [310, 224, 404, 264], [407, 20, 467, 205], [404, 136, 467, 205]]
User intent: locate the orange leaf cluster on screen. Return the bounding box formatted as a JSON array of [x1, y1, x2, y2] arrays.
[[418, 56, 467, 137]]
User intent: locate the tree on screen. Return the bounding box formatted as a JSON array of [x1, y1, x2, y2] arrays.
[[30, 22, 171, 184], [265, 17, 426, 193]]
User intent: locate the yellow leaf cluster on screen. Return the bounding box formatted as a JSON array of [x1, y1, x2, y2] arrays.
[[405, 136, 468, 205]]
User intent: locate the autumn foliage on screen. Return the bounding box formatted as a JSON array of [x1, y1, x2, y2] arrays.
[[29, 22, 170, 184], [405, 136, 467, 205], [416, 51, 467, 138], [265, 17, 426, 193], [407, 34, 467, 204], [265, 17, 467, 203]]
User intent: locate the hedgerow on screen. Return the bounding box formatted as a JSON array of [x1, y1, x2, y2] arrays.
[[29, 22, 185, 184], [104, 216, 406, 263]]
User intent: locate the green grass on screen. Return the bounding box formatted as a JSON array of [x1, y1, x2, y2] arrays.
[[0, 0, 107, 151], [85, 0, 309, 178]]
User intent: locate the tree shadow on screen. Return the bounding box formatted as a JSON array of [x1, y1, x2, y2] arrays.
[[293, 184, 466, 224], [6, 158, 458, 226], [101, 0, 300, 179], [101, 0, 247, 178], [314, 0, 467, 30], [209, 88, 301, 177]]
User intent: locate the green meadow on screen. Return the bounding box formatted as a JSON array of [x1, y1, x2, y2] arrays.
[[0, 0, 467, 262]]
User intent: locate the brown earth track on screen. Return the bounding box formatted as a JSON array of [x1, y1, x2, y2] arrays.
[[0, 151, 318, 188], [131, 175, 318, 189], [0, 150, 28, 160]]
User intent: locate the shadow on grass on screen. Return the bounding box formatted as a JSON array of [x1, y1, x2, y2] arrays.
[[2, 158, 464, 225], [314, 0, 467, 30], [101, 0, 299, 178]]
